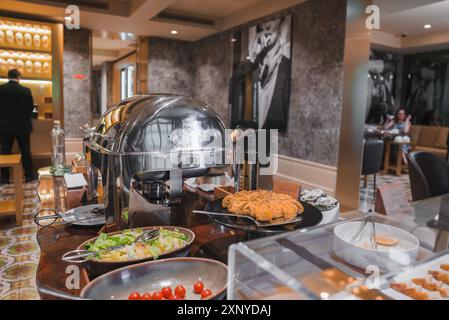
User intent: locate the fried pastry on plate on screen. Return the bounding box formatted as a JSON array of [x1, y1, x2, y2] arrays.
[[221, 190, 304, 223], [440, 264, 449, 271]]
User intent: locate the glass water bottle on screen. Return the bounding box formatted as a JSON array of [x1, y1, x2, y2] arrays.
[[50, 120, 66, 167]]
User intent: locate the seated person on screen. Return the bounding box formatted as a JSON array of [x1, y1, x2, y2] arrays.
[[384, 108, 411, 135], [384, 108, 412, 164]]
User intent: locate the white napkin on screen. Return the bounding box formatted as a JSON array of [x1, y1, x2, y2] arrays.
[[64, 173, 87, 189]]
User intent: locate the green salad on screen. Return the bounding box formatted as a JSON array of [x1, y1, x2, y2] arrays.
[[50, 165, 71, 177], [85, 228, 189, 262]]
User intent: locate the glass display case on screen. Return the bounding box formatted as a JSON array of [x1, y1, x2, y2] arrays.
[[228, 212, 449, 300]]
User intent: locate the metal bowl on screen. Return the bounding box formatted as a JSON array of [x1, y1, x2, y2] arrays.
[[77, 226, 195, 277], [80, 257, 228, 300]]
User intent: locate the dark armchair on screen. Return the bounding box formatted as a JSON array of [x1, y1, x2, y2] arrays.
[[406, 151, 449, 201]]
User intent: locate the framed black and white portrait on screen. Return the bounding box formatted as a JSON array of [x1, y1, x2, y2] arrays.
[[230, 15, 292, 132], [366, 50, 399, 124]]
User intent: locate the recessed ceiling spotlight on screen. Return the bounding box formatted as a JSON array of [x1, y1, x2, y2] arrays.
[[171, 30, 178, 35], [424, 24, 432, 29]]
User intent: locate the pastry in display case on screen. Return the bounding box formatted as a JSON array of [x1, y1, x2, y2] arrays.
[[383, 253, 449, 300], [227, 214, 441, 300]]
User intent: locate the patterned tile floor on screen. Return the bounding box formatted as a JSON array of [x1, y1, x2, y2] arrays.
[[359, 173, 412, 212], [0, 181, 41, 300]]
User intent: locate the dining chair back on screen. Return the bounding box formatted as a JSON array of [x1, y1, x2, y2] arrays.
[[406, 151, 449, 201], [362, 139, 384, 199]]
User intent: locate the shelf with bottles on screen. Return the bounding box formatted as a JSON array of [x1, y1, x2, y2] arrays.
[[0, 18, 51, 53], [0, 49, 52, 79]]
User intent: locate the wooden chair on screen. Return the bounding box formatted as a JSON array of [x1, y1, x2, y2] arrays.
[[0, 154, 24, 225]]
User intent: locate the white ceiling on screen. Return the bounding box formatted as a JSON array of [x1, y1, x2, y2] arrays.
[[2, 0, 449, 65], [92, 36, 135, 67], [377, 0, 449, 36], [167, 0, 264, 19], [372, 0, 449, 51], [1, 0, 305, 65]]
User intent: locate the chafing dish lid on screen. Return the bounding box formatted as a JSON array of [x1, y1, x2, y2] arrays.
[[88, 94, 231, 159]]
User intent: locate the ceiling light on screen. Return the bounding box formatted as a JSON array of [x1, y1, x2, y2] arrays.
[[424, 24, 432, 29], [171, 30, 178, 35]]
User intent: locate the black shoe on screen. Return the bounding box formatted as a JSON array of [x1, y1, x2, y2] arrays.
[[25, 173, 39, 182]]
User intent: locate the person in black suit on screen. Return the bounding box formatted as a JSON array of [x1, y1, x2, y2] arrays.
[[0, 69, 36, 183]]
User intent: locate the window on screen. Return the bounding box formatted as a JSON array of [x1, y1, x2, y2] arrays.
[[120, 65, 135, 100]]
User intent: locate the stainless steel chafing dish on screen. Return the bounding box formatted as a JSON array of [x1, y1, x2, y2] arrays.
[[84, 94, 232, 227]]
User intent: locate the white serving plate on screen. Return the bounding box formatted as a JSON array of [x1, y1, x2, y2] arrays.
[[333, 221, 419, 272], [382, 254, 449, 300]]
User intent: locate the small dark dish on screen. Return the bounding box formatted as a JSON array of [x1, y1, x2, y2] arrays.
[[80, 257, 228, 300], [76, 226, 195, 277], [204, 199, 323, 233]]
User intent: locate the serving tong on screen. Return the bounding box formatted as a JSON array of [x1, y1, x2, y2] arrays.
[[350, 210, 378, 250], [62, 228, 160, 263], [193, 209, 302, 227], [33, 207, 104, 227]]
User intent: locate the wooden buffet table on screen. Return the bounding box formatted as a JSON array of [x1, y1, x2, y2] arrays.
[[35, 172, 247, 299], [35, 169, 449, 300]]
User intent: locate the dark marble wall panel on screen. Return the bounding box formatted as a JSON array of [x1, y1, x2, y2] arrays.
[[92, 69, 101, 117], [191, 33, 233, 126], [147, 38, 195, 96], [63, 28, 92, 138], [278, 0, 346, 166], [147, 0, 346, 166]]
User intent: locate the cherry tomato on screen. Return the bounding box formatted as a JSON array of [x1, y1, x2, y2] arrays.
[[161, 286, 172, 299], [128, 291, 141, 300], [201, 288, 212, 299], [141, 292, 152, 300], [174, 285, 186, 299], [164, 293, 176, 300], [152, 291, 163, 300], [193, 281, 204, 294]]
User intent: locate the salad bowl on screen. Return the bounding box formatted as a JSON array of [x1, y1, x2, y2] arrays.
[[75, 226, 195, 277]]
